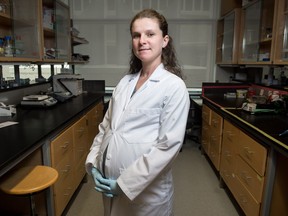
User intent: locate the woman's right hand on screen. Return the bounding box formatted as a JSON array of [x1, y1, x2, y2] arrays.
[[91, 167, 111, 192]]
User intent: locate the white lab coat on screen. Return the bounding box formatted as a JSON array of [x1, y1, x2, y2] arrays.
[[86, 63, 190, 216]]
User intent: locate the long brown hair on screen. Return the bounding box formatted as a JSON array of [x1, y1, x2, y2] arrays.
[[128, 9, 183, 79]]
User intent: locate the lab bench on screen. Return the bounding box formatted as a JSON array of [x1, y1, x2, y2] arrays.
[[201, 83, 288, 216], [0, 92, 104, 215]]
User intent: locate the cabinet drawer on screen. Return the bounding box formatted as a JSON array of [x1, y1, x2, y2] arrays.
[[221, 147, 234, 168], [209, 150, 220, 171], [51, 126, 73, 165], [201, 122, 210, 154], [210, 134, 222, 154], [232, 176, 260, 216], [87, 102, 103, 147], [209, 134, 222, 170], [235, 155, 265, 203], [73, 156, 86, 190], [74, 116, 88, 144], [223, 120, 239, 145], [238, 131, 267, 176], [220, 156, 235, 189], [53, 152, 74, 191], [221, 137, 236, 182], [54, 186, 74, 216], [202, 104, 211, 125], [211, 111, 223, 135], [73, 116, 88, 163], [53, 153, 74, 216]]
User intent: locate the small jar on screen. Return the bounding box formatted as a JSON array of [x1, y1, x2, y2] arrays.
[[4, 36, 13, 57]]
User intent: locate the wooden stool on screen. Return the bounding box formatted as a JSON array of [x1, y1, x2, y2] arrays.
[[0, 165, 58, 216]]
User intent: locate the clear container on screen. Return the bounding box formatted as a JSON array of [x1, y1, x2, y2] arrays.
[[4, 36, 13, 57], [0, 39, 4, 56]]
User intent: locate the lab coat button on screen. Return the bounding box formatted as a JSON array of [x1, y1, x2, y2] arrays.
[[106, 154, 111, 160]]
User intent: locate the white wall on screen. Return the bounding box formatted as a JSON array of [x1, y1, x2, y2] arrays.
[[70, 0, 219, 88]]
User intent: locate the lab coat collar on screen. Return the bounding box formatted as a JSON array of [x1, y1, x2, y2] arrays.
[[147, 63, 165, 82], [128, 63, 166, 83], [126, 63, 166, 102]]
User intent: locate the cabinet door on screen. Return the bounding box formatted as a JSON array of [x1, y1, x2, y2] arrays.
[[239, 0, 276, 64], [42, 0, 71, 62], [0, 0, 42, 61], [216, 9, 241, 64], [273, 0, 288, 64], [55, 0, 71, 61]]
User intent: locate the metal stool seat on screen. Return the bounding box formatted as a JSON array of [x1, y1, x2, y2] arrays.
[[0, 165, 58, 216]]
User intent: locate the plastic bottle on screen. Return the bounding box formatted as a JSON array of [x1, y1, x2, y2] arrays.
[[4, 36, 13, 57]]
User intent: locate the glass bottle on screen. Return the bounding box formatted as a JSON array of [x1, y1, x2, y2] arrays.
[[4, 36, 13, 57]]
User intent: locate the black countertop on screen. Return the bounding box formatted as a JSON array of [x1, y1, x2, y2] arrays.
[[203, 94, 288, 156], [0, 92, 104, 177]]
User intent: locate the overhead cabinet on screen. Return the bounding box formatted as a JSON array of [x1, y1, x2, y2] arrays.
[[42, 0, 71, 62], [238, 0, 276, 64], [273, 0, 288, 64], [216, 8, 241, 64], [0, 0, 42, 62], [216, 0, 288, 66], [0, 0, 71, 63]]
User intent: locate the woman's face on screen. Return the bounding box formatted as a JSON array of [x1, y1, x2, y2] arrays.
[[131, 18, 169, 66]]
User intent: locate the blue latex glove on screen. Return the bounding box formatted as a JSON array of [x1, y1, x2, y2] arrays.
[[100, 178, 120, 196], [91, 167, 111, 193]]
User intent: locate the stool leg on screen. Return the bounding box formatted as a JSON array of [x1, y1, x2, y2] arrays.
[[29, 194, 36, 216]]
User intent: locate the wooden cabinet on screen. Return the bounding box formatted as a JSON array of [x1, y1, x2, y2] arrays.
[[220, 119, 239, 189], [73, 115, 88, 191], [273, 0, 288, 64], [238, 0, 276, 64], [0, 0, 71, 63], [218, 0, 288, 66], [216, 9, 241, 64], [0, 0, 42, 62], [201, 104, 223, 170], [86, 102, 104, 148], [269, 153, 288, 216], [50, 101, 103, 216], [220, 119, 268, 216], [41, 0, 71, 62], [50, 125, 74, 216], [201, 104, 211, 154], [209, 110, 223, 170]]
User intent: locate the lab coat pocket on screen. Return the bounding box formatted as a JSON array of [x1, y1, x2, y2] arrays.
[[123, 108, 160, 144]]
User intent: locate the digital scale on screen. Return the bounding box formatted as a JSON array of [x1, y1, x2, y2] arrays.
[[21, 95, 57, 107]]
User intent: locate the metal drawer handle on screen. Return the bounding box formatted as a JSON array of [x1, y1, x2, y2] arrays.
[[61, 165, 71, 173], [243, 147, 254, 159], [224, 150, 232, 157], [239, 194, 248, 204], [61, 142, 70, 149], [77, 127, 85, 133], [226, 131, 234, 140], [240, 172, 252, 183]]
